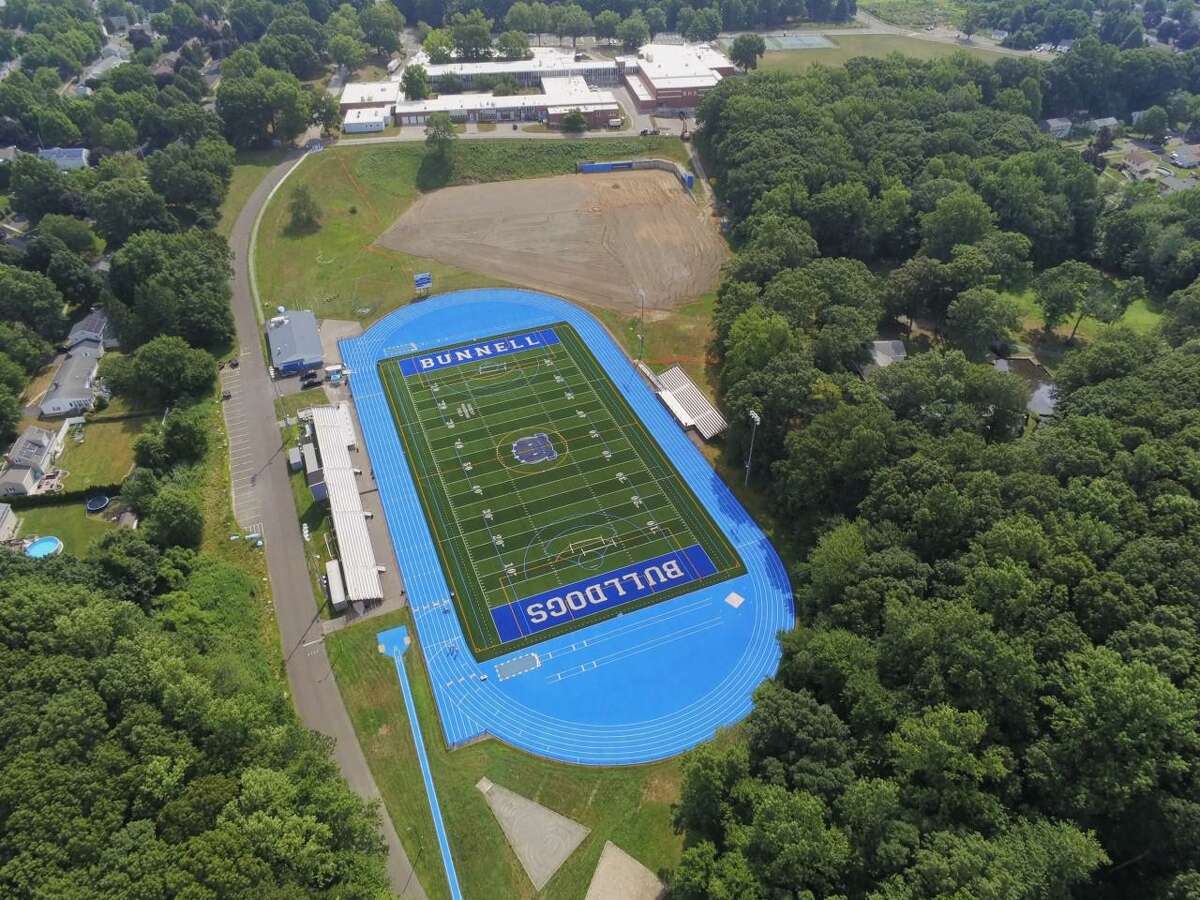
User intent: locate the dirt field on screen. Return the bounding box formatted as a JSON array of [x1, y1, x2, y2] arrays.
[[374, 170, 727, 313]]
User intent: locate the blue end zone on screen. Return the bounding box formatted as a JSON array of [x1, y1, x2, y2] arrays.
[[491, 544, 717, 643], [342, 290, 794, 765], [398, 327, 559, 377]]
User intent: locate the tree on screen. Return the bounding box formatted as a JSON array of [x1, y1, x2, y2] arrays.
[[594, 9, 620, 42], [87, 178, 174, 246], [425, 112, 456, 159], [945, 287, 1022, 360], [144, 485, 204, 548], [102, 335, 217, 406], [560, 109, 587, 133], [8, 154, 72, 222], [644, 5, 667, 38], [0, 323, 52, 373], [37, 214, 99, 258], [449, 9, 493, 61], [216, 68, 312, 149], [423, 27, 453, 64], [1138, 104, 1169, 141], [504, 1, 535, 34], [921, 188, 995, 260], [729, 32, 767, 71], [328, 33, 366, 70], [310, 89, 341, 134], [359, 2, 403, 55], [402, 63, 430, 100], [108, 229, 234, 349], [1034, 260, 1113, 339], [683, 7, 722, 42], [495, 29, 530, 60], [0, 265, 67, 339], [146, 137, 235, 225], [558, 4, 592, 47], [0, 385, 17, 441], [288, 183, 321, 233], [617, 13, 650, 51], [119, 466, 160, 514]]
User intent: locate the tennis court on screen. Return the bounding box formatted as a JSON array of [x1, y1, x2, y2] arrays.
[[342, 289, 792, 764]]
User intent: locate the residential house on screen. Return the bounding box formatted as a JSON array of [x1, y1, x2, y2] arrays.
[[858, 340, 908, 377], [0, 145, 17, 165], [40, 340, 103, 418], [1087, 116, 1120, 132], [1124, 148, 1158, 179], [67, 308, 116, 349], [0, 425, 60, 496], [37, 147, 89, 170], [1043, 117, 1072, 139], [0, 502, 17, 540], [1174, 144, 1200, 168]]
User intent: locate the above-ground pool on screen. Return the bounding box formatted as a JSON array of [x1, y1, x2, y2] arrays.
[[85, 495, 110, 513], [25, 536, 64, 558]]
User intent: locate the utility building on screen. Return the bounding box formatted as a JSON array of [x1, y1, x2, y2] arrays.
[[266, 310, 323, 376]]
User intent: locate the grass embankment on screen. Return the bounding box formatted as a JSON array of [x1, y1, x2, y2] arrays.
[[761, 34, 1008, 71], [587, 292, 718, 391], [254, 136, 691, 324], [217, 148, 291, 238], [327, 607, 695, 900]]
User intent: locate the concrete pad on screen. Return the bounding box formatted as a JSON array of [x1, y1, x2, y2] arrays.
[[585, 841, 665, 900], [318, 318, 362, 367], [476, 777, 589, 891]]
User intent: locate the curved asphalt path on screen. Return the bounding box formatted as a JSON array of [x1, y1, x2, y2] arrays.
[[226, 150, 428, 900]]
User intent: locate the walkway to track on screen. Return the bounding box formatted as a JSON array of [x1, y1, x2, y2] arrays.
[[342, 289, 793, 765]]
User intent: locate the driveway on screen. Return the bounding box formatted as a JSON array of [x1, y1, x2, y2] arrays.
[[225, 150, 428, 899]]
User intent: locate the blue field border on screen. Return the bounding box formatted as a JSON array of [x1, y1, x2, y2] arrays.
[[342, 289, 793, 765], [378, 627, 463, 900]]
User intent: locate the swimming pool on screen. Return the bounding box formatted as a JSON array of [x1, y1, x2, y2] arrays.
[[25, 536, 64, 558]]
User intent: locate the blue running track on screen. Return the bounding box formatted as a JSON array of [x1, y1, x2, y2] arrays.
[[342, 289, 793, 765]]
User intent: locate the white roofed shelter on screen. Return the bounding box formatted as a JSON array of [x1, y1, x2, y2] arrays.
[[309, 404, 382, 607]]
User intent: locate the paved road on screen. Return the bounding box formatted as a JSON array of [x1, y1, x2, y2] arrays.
[[225, 150, 428, 900]]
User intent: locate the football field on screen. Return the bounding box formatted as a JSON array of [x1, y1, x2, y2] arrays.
[[380, 322, 743, 661]]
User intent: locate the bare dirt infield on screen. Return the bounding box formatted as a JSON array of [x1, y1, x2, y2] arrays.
[[374, 170, 727, 313]]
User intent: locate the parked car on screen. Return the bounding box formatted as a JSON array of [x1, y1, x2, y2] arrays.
[[229, 358, 239, 368]]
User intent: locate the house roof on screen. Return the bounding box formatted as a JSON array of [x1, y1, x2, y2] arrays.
[[0, 146, 18, 162], [1090, 116, 1120, 128], [41, 340, 101, 410], [870, 340, 907, 368], [68, 308, 109, 346], [1126, 148, 1156, 166], [266, 310, 323, 367], [340, 80, 402, 106], [37, 147, 88, 163], [7, 425, 56, 470], [0, 467, 37, 493]]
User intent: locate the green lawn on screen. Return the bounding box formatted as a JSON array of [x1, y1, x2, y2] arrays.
[[587, 292, 717, 392], [254, 137, 692, 324], [217, 148, 291, 238], [860, 0, 966, 27], [326, 607, 694, 900], [16, 500, 114, 555], [57, 415, 155, 489], [760, 34, 1008, 71]]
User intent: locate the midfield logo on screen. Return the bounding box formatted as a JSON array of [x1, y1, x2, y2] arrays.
[[399, 328, 561, 377]]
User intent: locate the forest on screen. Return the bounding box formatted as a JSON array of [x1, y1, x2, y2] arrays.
[[665, 52, 1200, 899]]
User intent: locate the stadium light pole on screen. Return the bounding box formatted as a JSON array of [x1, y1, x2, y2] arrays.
[[744, 410, 760, 487]]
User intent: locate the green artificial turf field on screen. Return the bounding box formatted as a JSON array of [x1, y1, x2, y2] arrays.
[[380, 322, 742, 660]]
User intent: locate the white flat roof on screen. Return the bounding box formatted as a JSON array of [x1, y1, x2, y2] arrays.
[[344, 107, 387, 124], [340, 80, 401, 106], [310, 404, 382, 603], [394, 76, 618, 117], [658, 365, 727, 439], [620, 43, 730, 90], [416, 46, 618, 79]]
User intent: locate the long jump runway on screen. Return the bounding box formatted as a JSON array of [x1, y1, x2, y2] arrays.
[[342, 290, 793, 764]]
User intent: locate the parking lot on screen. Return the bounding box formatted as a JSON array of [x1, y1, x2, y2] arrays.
[[220, 355, 263, 533]]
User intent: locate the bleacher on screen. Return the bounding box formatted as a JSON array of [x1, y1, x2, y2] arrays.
[[657, 365, 727, 440]]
